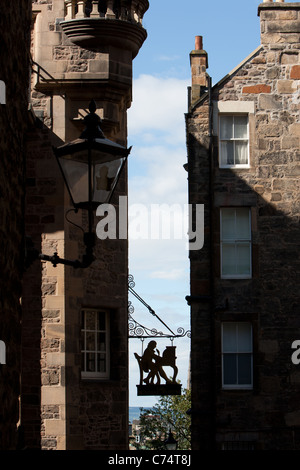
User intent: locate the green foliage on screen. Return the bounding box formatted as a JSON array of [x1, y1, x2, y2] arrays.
[[132, 388, 191, 450]]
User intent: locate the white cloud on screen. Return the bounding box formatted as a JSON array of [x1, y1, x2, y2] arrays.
[[157, 54, 180, 62], [127, 74, 191, 406], [128, 73, 191, 279], [129, 74, 189, 145], [128, 74, 190, 211], [128, 146, 188, 207], [150, 268, 185, 280], [129, 238, 188, 274]]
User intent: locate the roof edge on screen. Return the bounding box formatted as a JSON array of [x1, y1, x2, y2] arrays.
[[213, 45, 263, 90], [258, 2, 300, 16], [188, 45, 263, 112]]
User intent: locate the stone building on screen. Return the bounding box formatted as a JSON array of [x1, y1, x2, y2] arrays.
[[19, 0, 148, 450], [0, 0, 32, 451], [186, 0, 300, 450]]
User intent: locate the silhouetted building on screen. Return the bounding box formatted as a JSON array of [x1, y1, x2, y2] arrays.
[[186, 0, 300, 450], [0, 0, 149, 450], [0, 0, 32, 450]]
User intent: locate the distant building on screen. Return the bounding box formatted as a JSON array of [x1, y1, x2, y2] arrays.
[[129, 419, 142, 449], [186, 1, 300, 450], [129, 414, 162, 449]]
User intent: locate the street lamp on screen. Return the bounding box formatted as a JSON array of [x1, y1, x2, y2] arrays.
[[54, 100, 130, 211], [164, 430, 178, 450], [26, 100, 131, 269]]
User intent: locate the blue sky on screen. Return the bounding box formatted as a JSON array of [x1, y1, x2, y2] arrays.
[[127, 0, 262, 407]]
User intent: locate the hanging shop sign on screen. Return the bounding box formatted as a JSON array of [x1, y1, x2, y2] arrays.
[[128, 275, 190, 396], [134, 341, 181, 396]]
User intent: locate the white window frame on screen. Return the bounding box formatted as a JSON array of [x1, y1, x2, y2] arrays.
[[81, 308, 110, 380], [220, 207, 252, 279], [219, 114, 250, 168], [221, 322, 253, 390]]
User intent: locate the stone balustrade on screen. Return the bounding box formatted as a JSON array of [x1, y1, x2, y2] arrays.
[[65, 0, 149, 25]]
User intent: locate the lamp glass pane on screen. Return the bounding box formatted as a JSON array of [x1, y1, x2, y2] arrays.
[[59, 156, 89, 205], [92, 157, 125, 204], [58, 154, 126, 206]]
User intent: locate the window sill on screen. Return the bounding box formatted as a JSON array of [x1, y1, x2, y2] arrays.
[[219, 165, 250, 170], [222, 386, 253, 391], [81, 375, 110, 382], [221, 275, 252, 280]]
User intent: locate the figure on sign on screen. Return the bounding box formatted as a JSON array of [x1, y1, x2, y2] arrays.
[[141, 340, 172, 385], [135, 340, 179, 387]]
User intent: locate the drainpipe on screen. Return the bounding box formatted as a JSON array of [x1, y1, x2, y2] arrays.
[[208, 74, 217, 451]]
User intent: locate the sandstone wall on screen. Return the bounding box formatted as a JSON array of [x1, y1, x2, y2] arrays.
[[21, 0, 136, 450], [0, 1, 32, 450], [187, 2, 300, 450]]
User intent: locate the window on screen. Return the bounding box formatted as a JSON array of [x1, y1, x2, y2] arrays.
[[222, 322, 253, 389], [220, 208, 251, 279], [219, 115, 249, 167], [81, 308, 110, 379]]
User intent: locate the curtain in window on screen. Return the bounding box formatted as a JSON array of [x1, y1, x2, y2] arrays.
[[235, 141, 248, 164], [219, 115, 248, 166]]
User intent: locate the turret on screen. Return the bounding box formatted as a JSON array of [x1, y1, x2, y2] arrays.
[[61, 0, 149, 57]]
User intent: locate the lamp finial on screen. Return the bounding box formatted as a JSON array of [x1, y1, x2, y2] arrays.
[[89, 99, 97, 114], [81, 99, 105, 140]]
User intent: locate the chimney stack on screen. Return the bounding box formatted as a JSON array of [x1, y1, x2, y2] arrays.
[[190, 35, 209, 106], [195, 35, 203, 51], [259, 0, 298, 45]]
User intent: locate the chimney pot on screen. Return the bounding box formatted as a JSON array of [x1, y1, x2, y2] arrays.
[[263, 0, 273, 3], [195, 36, 203, 51]]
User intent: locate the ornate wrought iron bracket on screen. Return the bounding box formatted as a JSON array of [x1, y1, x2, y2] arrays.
[[128, 274, 191, 340], [128, 274, 190, 396]]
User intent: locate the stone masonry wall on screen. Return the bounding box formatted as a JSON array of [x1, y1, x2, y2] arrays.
[[22, 122, 65, 449], [0, 1, 32, 450], [22, 0, 136, 449], [187, 2, 300, 449]]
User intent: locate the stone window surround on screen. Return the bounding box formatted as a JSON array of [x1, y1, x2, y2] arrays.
[[221, 321, 253, 390], [81, 307, 110, 380], [220, 207, 252, 280], [213, 101, 255, 169]]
